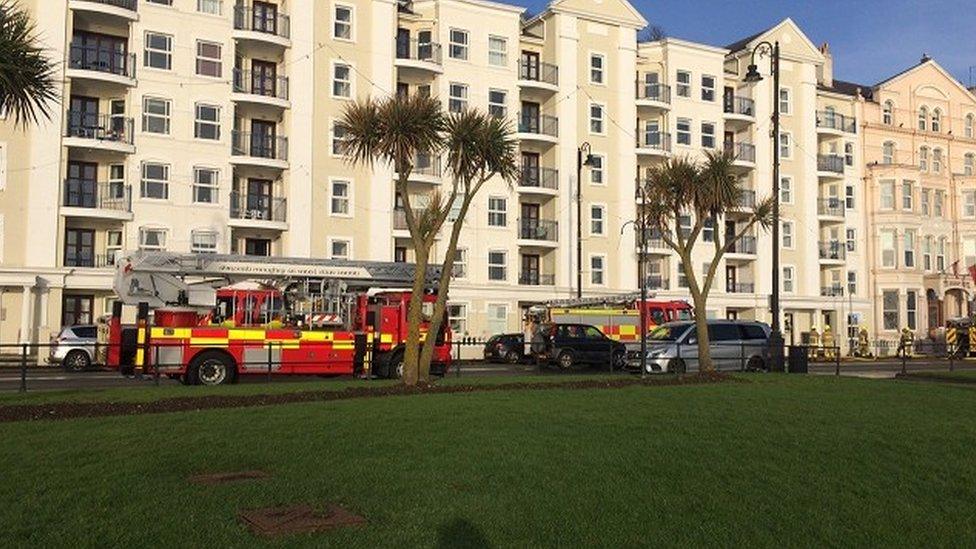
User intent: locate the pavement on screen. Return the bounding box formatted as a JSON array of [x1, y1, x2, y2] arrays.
[[2, 358, 974, 394]]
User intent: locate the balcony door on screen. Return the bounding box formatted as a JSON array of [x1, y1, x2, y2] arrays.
[[723, 86, 734, 112], [251, 60, 276, 96], [252, 1, 278, 34], [64, 228, 95, 267], [246, 178, 272, 220], [250, 119, 276, 158], [643, 72, 659, 99], [521, 51, 539, 80], [521, 254, 540, 285], [725, 265, 737, 292], [65, 161, 98, 208], [521, 101, 540, 132], [68, 96, 99, 137], [70, 30, 127, 74], [417, 30, 433, 60], [395, 28, 410, 58], [521, 152, 539, 186], [62, 294, 94, 327], [244, 238, 272, 257], [521, 203, 540, 238]]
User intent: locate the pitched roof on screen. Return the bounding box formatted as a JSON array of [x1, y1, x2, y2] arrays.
[[725, 28, 768, 53], [819, 79, 872, 100]]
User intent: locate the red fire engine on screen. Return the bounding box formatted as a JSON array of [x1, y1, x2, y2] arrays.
[[529, 294, 693, 344], [105, 252, 452, 385]]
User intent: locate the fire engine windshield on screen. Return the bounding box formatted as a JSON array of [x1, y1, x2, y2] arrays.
[[673, 308, 694, 321]]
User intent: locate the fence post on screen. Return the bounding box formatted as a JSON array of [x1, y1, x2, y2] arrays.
[[740, 342, 745, 372], [901, 348, 907, 375], [834, 346, 840, 376], [154, 345, 160, 387], [609, 342, 613, 375], [675, 341, 681, 375], [267, 342, 273, 382], [456, 339, 462, 378], [20, 343, 28, 393], [949, 342, 955, 372]]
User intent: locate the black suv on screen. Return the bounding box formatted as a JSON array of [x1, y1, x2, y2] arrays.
[[483, 333, 526, 363], [530, 323, 626, 369]]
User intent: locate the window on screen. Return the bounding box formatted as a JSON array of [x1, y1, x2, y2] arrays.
[[846, 228, 856, 252], [333, 4, 353, 40], [921, 189, 930, 215], [676, 118, 691, 145], [779, 88, 792, 114], [140, 163, 169, 199], [197, 0, 221, 14], [880, 230, 896, 268], [782, 266, 794, 293], [965, 239, 976, 272], [918, 106, 928, 131], [935, 191, 944, 217], [678, 215, 691, 238], [449, 29, 468, 60], [194, 103, 220, 140], [330, 179, 350, 215], [906, 290, 917, 330], [192, 167, 218, 203], [882, 141, 894, 164], [901, 181, 913, 211], [144, 32, 172, 70], [903, 230, 915, 268], [452, 248, 467, 278], [967, 114, 975, 139], [703, 217, 714, 242], [589, 103, 604, 134], [919, 146, 928, 171], [677, 262, 687, 288], [331, 122, 348, 156], [195, 41, 221, 77], [142, 97, 170, 134], [106, 230, 122, 264], [780, 176, 793, 204], [937, 237, 946, 271], [332, 63, 352, 98], [847, 271, 857, 296], [883, 100, 893, 125], [147, 0, 172, 4], [590, 155, 604, 184], [880, 180, 895, 209], [701, 122, 715, 148], [590, 255, 605, 285], [447, 304, 467, 335], [964, 191, 976, 217], [845, 184, 855, 210], [191, 230, 218, 254], [779, 132, 791, 158], [590, 205, 605, 236], [330, 239, 351, 260], [488, 35, 507, 66], [701, 75, 715, 101], [933, 148, 943, 174], [931, 109, 941, 132], [486, 303, 507, 336], [488, 250, 507, 281], [488, 196, 506, 226], [923, 236, 932, 271], [883, 290, 899, 330], [139, 227, 167, 251], [781, 221, 794, 248], [488, 89, 507, 118], [966, 153, 975, 176], [845, 142, 854, 166], [676, 70, 690, 97], [448, 83, 467, 113], [589, 53, 605, 84]]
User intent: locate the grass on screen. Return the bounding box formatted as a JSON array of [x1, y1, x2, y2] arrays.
[[899, 370, 976, 383], [2, 375, 976, 547]]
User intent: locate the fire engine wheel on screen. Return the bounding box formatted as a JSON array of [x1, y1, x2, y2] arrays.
[[63, 350, 91, 372], [556, 350, 575, 370], [188, 351, 235, 386], [388, 352, 405, 380]]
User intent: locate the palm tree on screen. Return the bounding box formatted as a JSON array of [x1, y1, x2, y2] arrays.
[[642, 149, 772, 372], [339, 94, 444, 385], [416, 109, 519, 378], [0, 1, 57, 127]]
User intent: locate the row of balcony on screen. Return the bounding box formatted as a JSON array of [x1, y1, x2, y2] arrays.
[[394, 213, 558, 242], [816, 111, 857, 134]]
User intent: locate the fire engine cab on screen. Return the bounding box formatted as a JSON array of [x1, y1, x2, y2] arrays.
[[528, 294, 693, 345], [105, 251, 452, 384]]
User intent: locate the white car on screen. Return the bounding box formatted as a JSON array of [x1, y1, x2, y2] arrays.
[[627, 320, 771, 373], [47, 325, 98, 372]]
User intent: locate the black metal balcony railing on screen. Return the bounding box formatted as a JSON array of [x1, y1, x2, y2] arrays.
[[229, 191, 287, 222], [729, 235, 757, 254], [518, 272, 555, 286], [725, 141, 756, 163], [234, 5, 290, 39], [412, 154, 442, 178], [816, 111, 857, 133], [817, 154, 845, 174], [724, 96, 755, 117], [62, 180, 132, 212], [395, 39, 443, 65], [646, 276, 669, 290], [393, 208, 427, 230], [817, 197, 845, 217], [519, 166, 559, 190], [64, 253, 116, 269], [77, 0, 137, 10], [68, 44, 135, 78], [233, 69, 289, 100], [636, 131, 672, 152], [519, 61, 558, 85], [819, 241, 846, 261], [637, 83, 671, 104], [737, 190, 756, 208], [637, 230, 668, 251], [65, 112, 134, 144], [232, 130, 288, 161], [518, 114, 559, 138], [518, 218, 558, 242], [727, 282, 755, 294], [821, 285, 845, 297]]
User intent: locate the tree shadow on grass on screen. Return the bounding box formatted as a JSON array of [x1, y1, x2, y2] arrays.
[[436, 517, 492, 549]]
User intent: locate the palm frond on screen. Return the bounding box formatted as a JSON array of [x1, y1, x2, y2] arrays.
[[338, 94, 444, 169], [444, 109, 518, 187], [0, 1, 58, 128]]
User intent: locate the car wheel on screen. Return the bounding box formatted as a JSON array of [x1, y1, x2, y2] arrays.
[[668, 358, 687, 374], [63, 350, 91, 372], [387, 352, 404, 380], [188, 351, 234, 386], [747, 356, 767, 372], [504, 350, 520, 364], [612, 350, 626, 369], [557, 350, 575, 370]]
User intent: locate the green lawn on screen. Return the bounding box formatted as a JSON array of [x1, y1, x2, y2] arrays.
[[2, 375, 975, 547], [899, 370, 976, 383]]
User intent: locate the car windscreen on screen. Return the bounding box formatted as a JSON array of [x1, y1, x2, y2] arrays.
[[72, 326, 97, 339], [740, 324, 768, 340], [648, 324, 689, 341]]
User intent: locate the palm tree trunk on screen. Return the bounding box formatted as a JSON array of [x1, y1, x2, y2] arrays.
[[402, 246, 429, 386], [691, 292, 714, 372]]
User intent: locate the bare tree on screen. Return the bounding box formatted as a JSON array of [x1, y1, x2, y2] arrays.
[[638, 24, 667, 43]]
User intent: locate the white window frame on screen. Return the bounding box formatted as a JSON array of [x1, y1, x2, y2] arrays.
[[140, 162, 169, 200], [195, 40, 222, 78], [782, 265, 795, 293], [138, 227, 168, 251], [452, 248, 468, 279], [676, 70, 691, 97], [447, 302, 468, 336], [328, 237, 352, 260], [883, 100, 894, 125], [676, 118, 691, 146], [901, 181, 913, 211], [935, 191, 944, 217], [192, 167, 218, 204], [965, 191, 976, 218], [486, 303, 508, 336], [700, 121, 715, 149], [781, 220, 794, 249], [882, 141, 895, 164], [141, 96, 171, 135], [918, 106, 928, 131], [701, 75, 715, 102], [331, 61, 353, 99], [966, 114, 975, 139], [845, 184, 855, 210], [880, 230, 897, 268], [333, 3, 354, 42], [487, 196, 507, 227], [919, 146, 928, 171], [589, 102, 605, 135], [965, 153, 975, 176], [589, 154, 605, 185], [780, 176, 793, 204], [880, 180, 895, 210], [847, 270, 857, 296], [779, 132, 792, 159], [448, 82, 468, 113], [190, 229, 218, 254], [589, 204, 605, 236], [931, 108, 942, 132], [330, 120, 348, 157], [882, 290, 899, 330], [933, 148, 943, 174], [329, 178, 352, 217], [144, 31, 172, 70], [589, 254, 606, 286], [488, 35, 507, 67], [488, 89, 507, 119], [779, 87, 792, 115], [904, 230, 915, 268], [449, 28, 469, 60], [194, 103, 220, 140], [487, 249, 507, 281], [197, 0, 221, 15], [589, 52, 605, 85]]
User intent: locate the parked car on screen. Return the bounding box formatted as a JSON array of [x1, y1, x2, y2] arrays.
[[530, 323, 627, 369], [626, 320, 771, 373], [48, 325, 98, 372], [483, 333, 526, 363]]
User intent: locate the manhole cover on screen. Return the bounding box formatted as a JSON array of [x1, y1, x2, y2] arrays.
[[238, 503, 366, 537], [188, 470, 270, 485]]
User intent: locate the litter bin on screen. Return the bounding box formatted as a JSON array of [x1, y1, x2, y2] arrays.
[[787, 346, 808, 373]]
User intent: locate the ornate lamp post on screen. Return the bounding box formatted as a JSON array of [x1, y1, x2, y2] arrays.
[[576, 142, 595, 299]]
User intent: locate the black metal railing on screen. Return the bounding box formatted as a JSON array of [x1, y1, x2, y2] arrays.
[[412, 154, 442, 177], [737, 190, 756, 208], [727, 282, 755, 293], [393, 208, 426, 230], [636, 131, 672, 152], [518, 218, 558, 241], [234, 5, 290, 39], [395, 39, 442, 65], [518, 114, 559, 138], [63, 253, 116, 269], [62, 180, 131, 212], [232, 130, 288, 161], [725, 141, 756, 163], [821, 285, 845, 297], [75, 0, 137, 10], [518, 272, 555, 286], [819, 241, 846, 261], [816, 111, 857, 133], [817, 197, 845, 217], [730, 235, 757, 254], [519, 60, 558, 85], [232, 69, 289, 100], [637, 230, 669, 251], [229, 191, 287, 222], [68, 44, 135, 78], [65, 112, 134, 144], [817, 154, 845, 174], [519, 166, 559, 190], [724, 95, 755, 117], [637, 82, 671, 104]]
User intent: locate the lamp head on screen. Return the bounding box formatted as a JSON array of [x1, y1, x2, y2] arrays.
[[744, 64, 763, 83]]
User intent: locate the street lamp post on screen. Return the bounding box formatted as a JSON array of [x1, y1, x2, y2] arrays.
[[744, 41, 785, 372], [577, 142, 594, 299], [636, 182, 649, 379]]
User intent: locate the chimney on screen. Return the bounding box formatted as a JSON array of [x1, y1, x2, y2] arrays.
[[818, 42, 833, 87], [921, 53, 932, 63]]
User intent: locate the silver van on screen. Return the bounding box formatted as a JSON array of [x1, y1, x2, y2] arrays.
[[627, 320, 771, 373], [47, 325, 98, 372]]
